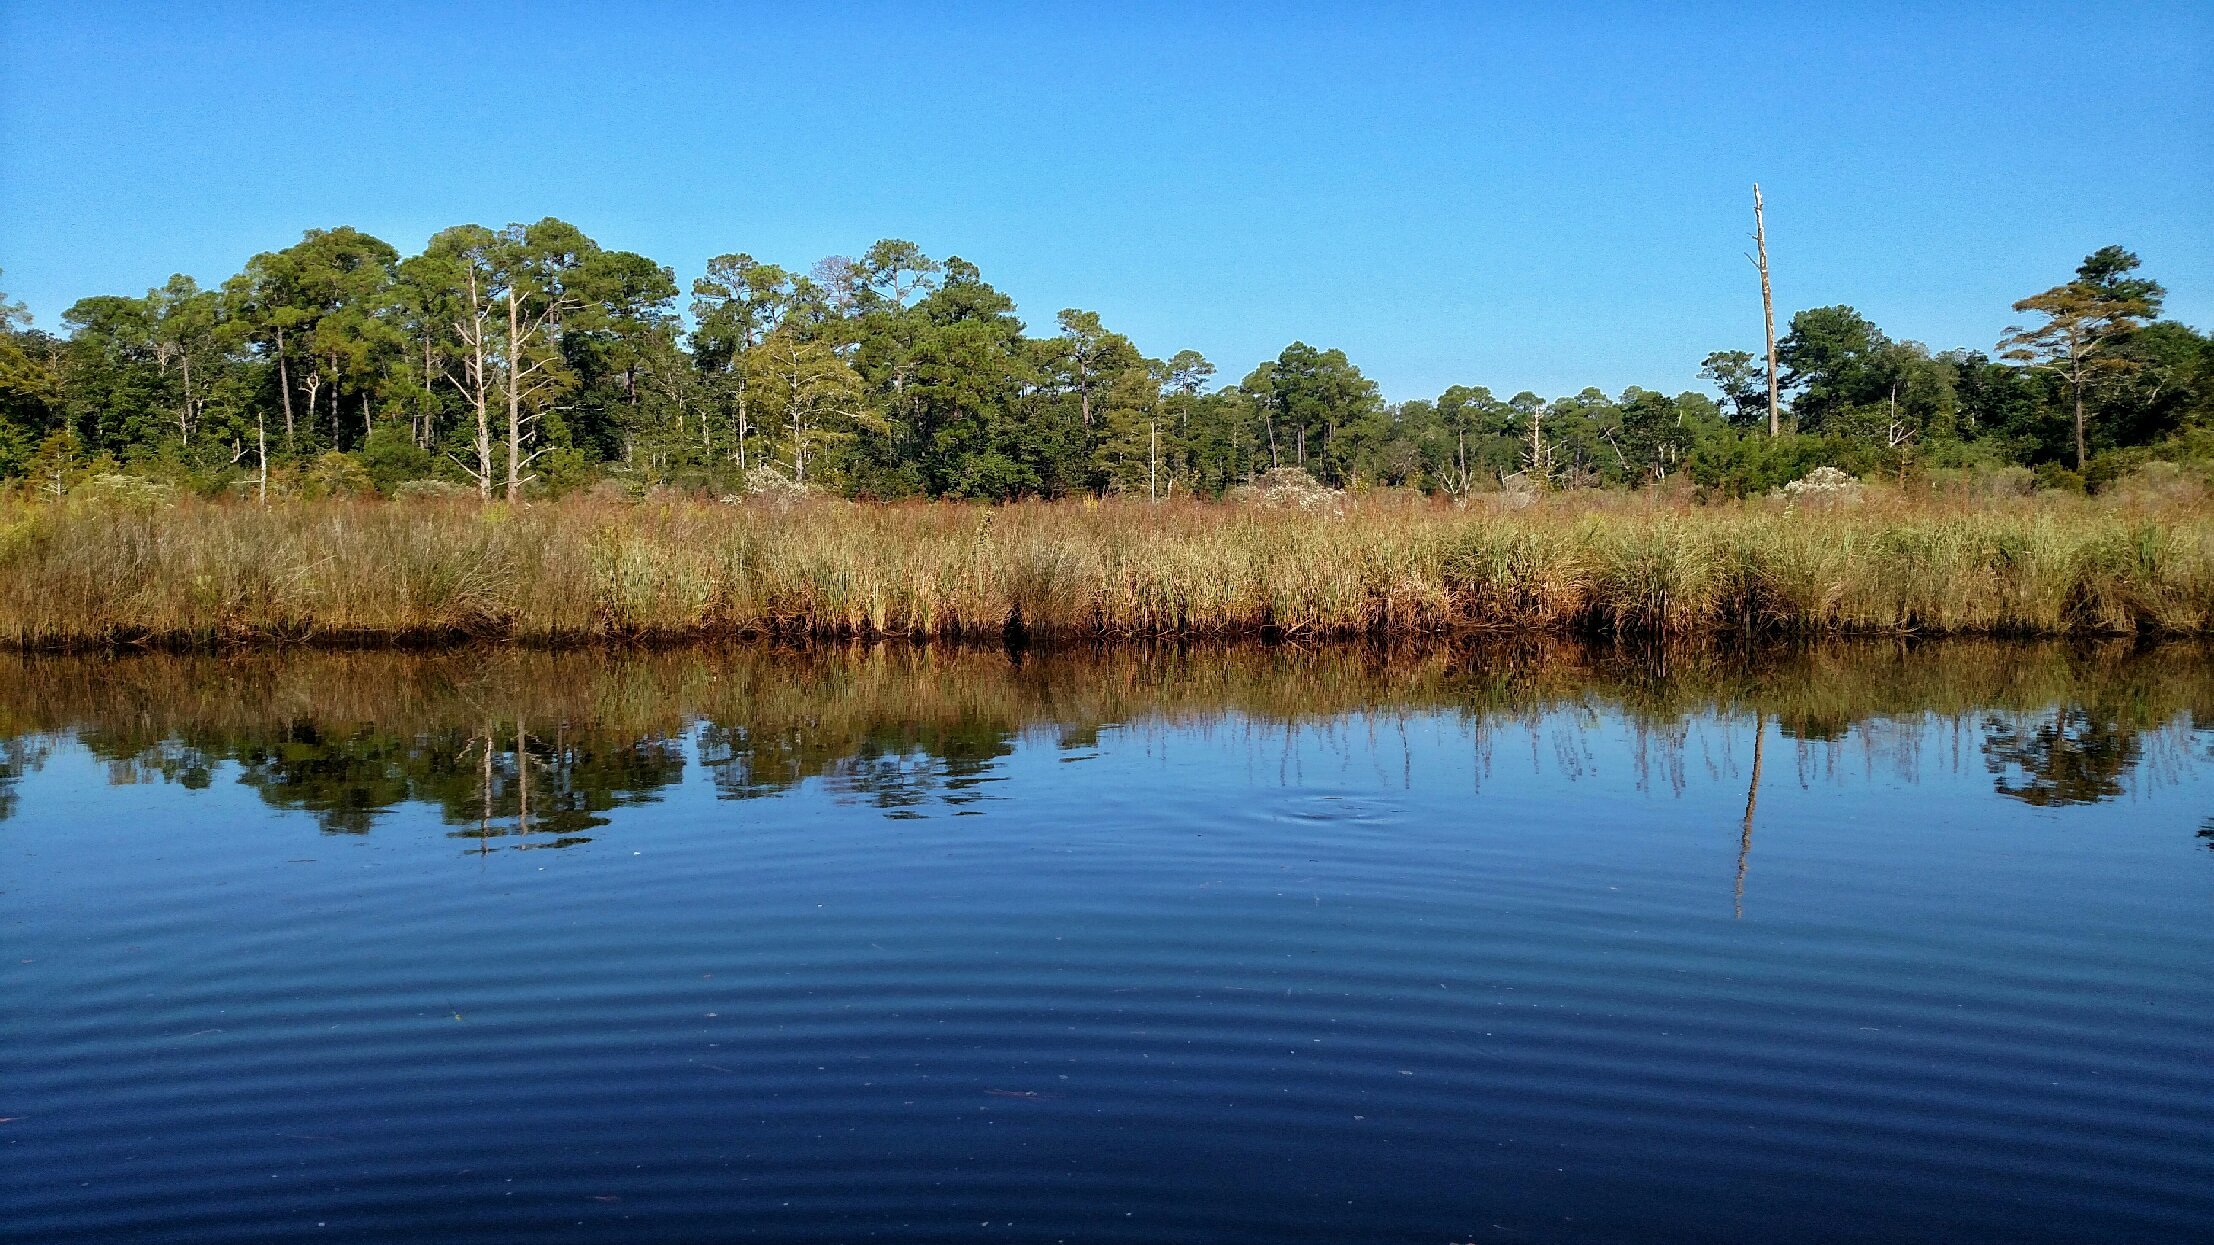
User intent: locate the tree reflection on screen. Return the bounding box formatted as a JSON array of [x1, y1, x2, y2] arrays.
[[1736, 713, 1765, 920], [441, 719, 687, 851], [235, 723, 418, 835], [0, 641, 2205, 848], [1981, 708, 2142, 807], [0, 736, 48, 823]]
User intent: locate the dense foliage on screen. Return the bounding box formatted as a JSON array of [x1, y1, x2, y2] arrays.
[[1, 227, 2206, 501]]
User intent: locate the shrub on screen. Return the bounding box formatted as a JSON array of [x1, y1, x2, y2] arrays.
[[69, 472, 176, 510], [1776, 466, 1864, 507], [391, 479, 478, 502], [2034, 463, 2087, 494], [303, 452, 375, 499], [361, 423, 433, 494], [741, 465, 813, 500], [1226, 467, 1341, 509], [1929, 464, 2035, 499], [2104, 461, 2210, 508]]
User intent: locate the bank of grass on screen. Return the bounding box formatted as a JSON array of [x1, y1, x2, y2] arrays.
[[1, 491, 2211, 646]]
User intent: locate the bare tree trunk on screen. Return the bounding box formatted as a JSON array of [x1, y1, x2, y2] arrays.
[[734, 347, 751, 471], [421, 338, 435, 448], [471, 357, 492, 500], [506, 286, 527, 501], [1755, 184, 1780, 438], [275, 326, 295, 445], [1148, 417, 1159, 501], [179, 352, 193, 446], [790, 393, 805, 484], [469, 270, 492, 500], [257, 409, 268, 504]]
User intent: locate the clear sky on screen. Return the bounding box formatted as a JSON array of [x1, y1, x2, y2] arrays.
[[2, 1, 2206, 402]]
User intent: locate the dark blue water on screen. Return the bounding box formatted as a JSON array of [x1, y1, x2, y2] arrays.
[[2, 645, 2210, 1243]]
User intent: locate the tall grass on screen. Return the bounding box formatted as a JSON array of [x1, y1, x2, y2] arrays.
[[1, 492, 2210, 647]]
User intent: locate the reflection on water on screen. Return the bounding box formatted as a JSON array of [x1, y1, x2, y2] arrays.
[[5, 640, 2212, 1245], [1, 639, 2207, 844]]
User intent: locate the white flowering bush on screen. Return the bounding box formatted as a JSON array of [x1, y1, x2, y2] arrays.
[[1776, 466, 1864, 507]]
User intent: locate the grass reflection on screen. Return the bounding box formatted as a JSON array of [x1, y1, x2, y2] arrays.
[[0, 640, 2205, 839]]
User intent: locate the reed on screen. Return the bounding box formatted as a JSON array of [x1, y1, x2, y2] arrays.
[[1, 492, 2210, 647]]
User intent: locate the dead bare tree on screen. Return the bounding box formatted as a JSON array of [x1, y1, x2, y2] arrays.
[[443, 260, 497, 500], [1754, 184, 1780, 437], [501, 282, 571, 500]]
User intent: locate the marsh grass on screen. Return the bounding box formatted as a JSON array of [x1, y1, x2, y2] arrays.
[[1, 492, 2210, 647]]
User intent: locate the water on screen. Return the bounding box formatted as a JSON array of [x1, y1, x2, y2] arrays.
[[3, 643, 2210, 1244]]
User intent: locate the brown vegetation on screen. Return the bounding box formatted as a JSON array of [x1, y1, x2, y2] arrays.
[[1, 492, 2210, 648]]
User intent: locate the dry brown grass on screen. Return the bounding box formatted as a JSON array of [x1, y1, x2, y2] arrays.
[[1, 491, 2210, 647]]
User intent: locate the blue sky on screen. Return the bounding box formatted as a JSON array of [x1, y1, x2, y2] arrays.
[[1, 2, 2206, 401]]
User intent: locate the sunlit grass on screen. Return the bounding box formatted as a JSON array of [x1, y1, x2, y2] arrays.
[[1, 491, 2209, 646]]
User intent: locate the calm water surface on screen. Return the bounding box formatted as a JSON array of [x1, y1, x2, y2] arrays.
[[2, 643, 2210, 1244]]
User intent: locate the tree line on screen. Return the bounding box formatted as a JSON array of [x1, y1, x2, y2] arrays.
[[0, 222, 2205, 501]]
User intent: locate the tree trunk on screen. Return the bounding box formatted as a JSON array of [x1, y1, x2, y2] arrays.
[[2074, 380, 2088, 473], [506, 286, 524, 501], [1755, 184, 1780, 438], [257, 409, 268, 504], [469, 270, 492, 500], [421, 339, 435, 448], [179, 352, 193, 446], [1148, 417, 1159, 501], [275, 326, 295, 445]]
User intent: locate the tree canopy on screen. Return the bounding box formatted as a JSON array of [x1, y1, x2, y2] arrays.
[[1, 235, 2205, 500]]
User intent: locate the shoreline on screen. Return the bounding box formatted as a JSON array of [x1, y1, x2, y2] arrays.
[[4, 496, 2211, 649]]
